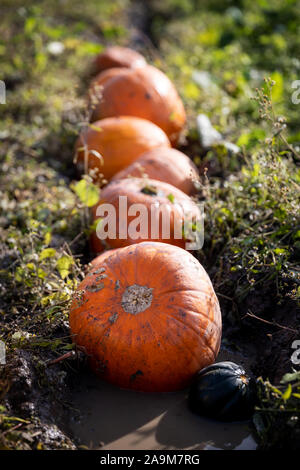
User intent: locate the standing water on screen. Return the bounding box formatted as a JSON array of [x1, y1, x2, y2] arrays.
[[67, 349, 257, 450]]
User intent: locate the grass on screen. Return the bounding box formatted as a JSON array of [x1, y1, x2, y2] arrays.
[[150, 0, 300, 316], [0, 0, 299, 449]]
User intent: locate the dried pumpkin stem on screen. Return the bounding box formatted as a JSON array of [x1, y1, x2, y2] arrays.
[[121, 284, 153, 314]]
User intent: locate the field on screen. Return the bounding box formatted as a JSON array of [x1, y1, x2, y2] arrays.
[[0, 0, 299, 450]]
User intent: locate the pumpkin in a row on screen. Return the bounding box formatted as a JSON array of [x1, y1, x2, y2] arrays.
[[93, 46, 147, 73], [90, 51, 186, 146], [69, 48, 222, 398], [75, 116, 170, 181], [75, 117, 198, 194], [90, 177, 201, 253], [111, 147, 199, 196], [69, 242, 222, 392]]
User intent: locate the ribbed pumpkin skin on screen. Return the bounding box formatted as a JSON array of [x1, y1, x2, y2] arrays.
[[90, 65, 186, 146], [75, 117, 170, 181], [90, 177, 201, 253], [188, 362, 255, 421], [93, 46, 146, 73], [112, 148, 198, 195], [69, 242, 222, 392]]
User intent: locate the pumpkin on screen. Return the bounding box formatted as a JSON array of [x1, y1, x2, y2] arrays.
[[89, 67, 129, 97], [93, 46, 147, 73], [90, 177, 201, 253], [75, 116, 170, 181], [90, 65, 186, 146], [90, 249, 118, 268], [188, 361, 256, 422], [88, 68, 129, 115], [112, 147, 199, 195], [69, 242, 222, 392]]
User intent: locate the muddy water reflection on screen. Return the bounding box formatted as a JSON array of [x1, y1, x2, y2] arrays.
[[69, 370, 257, 450]]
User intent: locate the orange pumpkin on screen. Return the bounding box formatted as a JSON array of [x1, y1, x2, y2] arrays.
[[90, 249, 118, 268], [93, 46, 147, 73], [90, 65, 186, 146], [112, 147, 199, 195], [89, 67, 128, 97], [69, 242, 222, 392], [75, 116, 170, 181], [88, 68, 129, 114], [90, 177, 201, 253]]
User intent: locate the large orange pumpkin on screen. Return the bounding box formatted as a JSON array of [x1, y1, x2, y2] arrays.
[[69, 242, 222, 392], [90, 177, 201, 253], [111, 147, 199, 195], [90, 65, 186, 146], [93, 46, 147, 74], [90, 249, 118, 268], [75, 116, 170, 181]]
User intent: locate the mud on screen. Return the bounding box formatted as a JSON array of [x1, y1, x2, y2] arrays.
[[4, 349, 76, 449]]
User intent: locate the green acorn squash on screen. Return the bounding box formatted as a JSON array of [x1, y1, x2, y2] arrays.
[[188, 361, 256, 422]]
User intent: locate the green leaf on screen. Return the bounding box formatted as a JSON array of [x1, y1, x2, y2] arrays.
[[270, 71, 284, 103], [237, 129, 266, 148], [39, 248, 56, 260], [37, 268, 47, 279], [167, 193, 175, 203], [24, 17, 37, 35], [271, 386, 282, 396], [282, 383, 292, 401], [274, 247, 287, 255], [56, 255, 74, 279], [252, 163, 261, 178], [44, 232, 52, 246], [77, 41, 103, 56], [293, 230, 300, 240], [89, 124, 103, 133], [184, 82, 200, 100], [280, 371, 300, 384], [237, 133, 251, 147], [63, 343, 75, 350], [15, 267, 24, 282], [73, 179, 100, 207], [26, 263, 35, 270]]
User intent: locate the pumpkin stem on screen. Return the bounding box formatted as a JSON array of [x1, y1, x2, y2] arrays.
[[121, 284, 153, 314], [240, 374, 249, 385]]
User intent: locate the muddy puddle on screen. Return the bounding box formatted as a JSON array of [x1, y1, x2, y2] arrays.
[[68, 349, 257, 450]]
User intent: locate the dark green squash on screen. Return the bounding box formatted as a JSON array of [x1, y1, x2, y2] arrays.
[[188, 361, 256, 422]]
